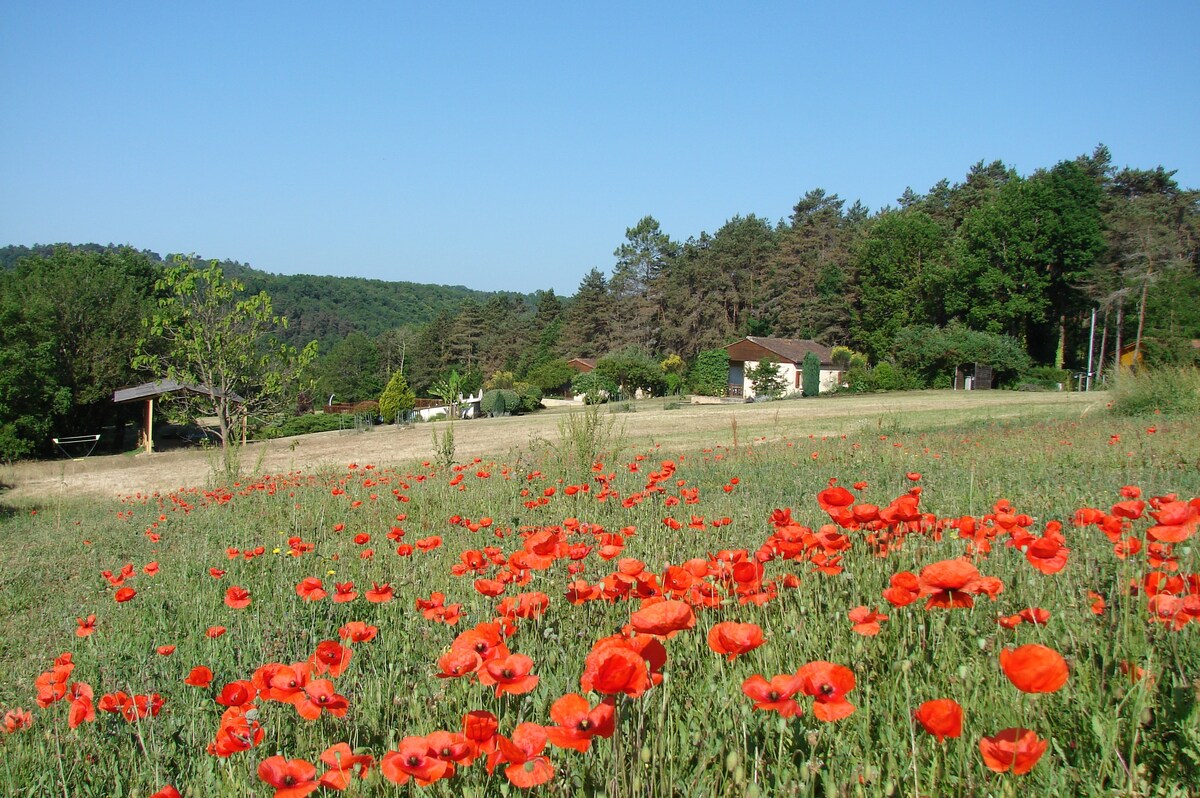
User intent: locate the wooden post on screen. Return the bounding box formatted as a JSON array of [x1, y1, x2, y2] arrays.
[[145, 398, 154, 454]]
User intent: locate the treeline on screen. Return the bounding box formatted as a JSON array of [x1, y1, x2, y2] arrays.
[[2, 145, 1197, 459]]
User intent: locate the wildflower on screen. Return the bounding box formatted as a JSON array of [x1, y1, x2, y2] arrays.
[[707, 622, 765, 660], [999, 644, 1069, 694], [741, 674, 802, 718], [795, 661, 856, 721], [257, 756, 319, 798], [979, 727, 1048, 774], [914, 699, 963, 742]]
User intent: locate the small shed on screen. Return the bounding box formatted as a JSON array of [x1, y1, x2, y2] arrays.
[[113, 379, 244, 453], [724, 337, 839, 398], [566, 357, 597, 374]]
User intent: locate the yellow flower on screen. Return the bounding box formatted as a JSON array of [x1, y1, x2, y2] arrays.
[[272, 547, 281, 554]]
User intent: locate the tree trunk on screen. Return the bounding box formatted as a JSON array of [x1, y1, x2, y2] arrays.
[[1133, 266, 1151, 373], [1113, 303, 1124, 374]]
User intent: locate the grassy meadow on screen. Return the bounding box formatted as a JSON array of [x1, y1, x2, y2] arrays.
[[0, 400, 1197, 797]]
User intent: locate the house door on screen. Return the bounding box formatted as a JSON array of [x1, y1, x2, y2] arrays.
[[728, 362, 744, 397]]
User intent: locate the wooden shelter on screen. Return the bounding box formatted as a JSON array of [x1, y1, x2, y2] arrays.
[[112, 379, 244, 454]]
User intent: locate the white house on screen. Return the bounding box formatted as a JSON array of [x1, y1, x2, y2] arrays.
[[724, 337, 839, 398]]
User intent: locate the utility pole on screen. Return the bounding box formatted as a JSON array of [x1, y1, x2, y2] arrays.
[[1085, 308, 1097, 391]]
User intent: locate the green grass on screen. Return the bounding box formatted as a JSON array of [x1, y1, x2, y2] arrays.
[[0, 409, 1197, 797]]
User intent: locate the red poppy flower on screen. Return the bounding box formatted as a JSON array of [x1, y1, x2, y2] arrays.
[[184, 666, 214, 689], [463, 709, 500, 757], [149, 787, 182, 798], [75, 615, 97, 638], [913, 699, 963, 742], [309, 639, 353, 677], [115, 587, 136, 603], [295, 577, 327, 601], [481, 653, 539, 697], [491, 722, 555, 788], [380, 736, 452, 787], [294, 678, 350, 721], [318, 743, 373, 790], [580, 638, 654, 698], [629, 600, 696, 637], [332, 581, 358, 603], [156, 645, 176, 656], [999, 644, 1069, 694], [848, 606, 888, 636], [338, 621, 378, 643], [741, 674, 802, 717], [215, 680, 256, 709], [918, 559, 990, 609], [365, 582, 394, 603], [795, 661, 856, 721], [979, 727, 1048, 774], [224, 586, 252, 609], [707, 622, 765, 660], [3, 708, 33, 734], [258, 755, 319, 798], [545, 693, 616, 752]]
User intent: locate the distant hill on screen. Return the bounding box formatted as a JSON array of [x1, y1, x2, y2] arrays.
[[0, 244, 525, 349]]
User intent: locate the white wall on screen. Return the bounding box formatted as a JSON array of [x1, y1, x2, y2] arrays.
[[741, 361, 839, 397]]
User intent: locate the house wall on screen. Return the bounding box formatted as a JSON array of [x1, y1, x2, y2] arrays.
[[738, 361, 840, 398]]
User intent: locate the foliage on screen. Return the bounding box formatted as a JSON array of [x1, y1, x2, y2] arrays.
[[659, 353, 687, 396], [483, 371, 515, 391], [893, 322, 1031, 387], [378, 372, 416, 424], [1017, 366, 1073, 392], [746, 358, 786, 400], [688, 349, 730, 396], [481, 389, 519, 417], [594, 348, 667, 398], [0, 246, 157, 459], [512, 382, 543, 413], [257, 412, 350, 439], [845, 361, 925, 393], [428, 370, 464, 419], [523, 359, 575, 394], [430, 421, 456, 469], [830, 345, 854, 370], [133, 258, 317, 474], [556, 401, 621, 479], [1110, 365, 1200, 416], [801, 351, 822, 397], [312, 331, 383, 403], [570, 372, 617, 404]]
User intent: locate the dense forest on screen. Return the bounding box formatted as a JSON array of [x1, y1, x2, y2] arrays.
[[1, 145, 1197, 460]]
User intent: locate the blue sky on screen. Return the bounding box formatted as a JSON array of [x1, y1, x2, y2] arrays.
[[2, 2, 1197, 295]]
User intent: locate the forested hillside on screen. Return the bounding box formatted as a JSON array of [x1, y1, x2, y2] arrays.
[[2, 145, 1197, 460]]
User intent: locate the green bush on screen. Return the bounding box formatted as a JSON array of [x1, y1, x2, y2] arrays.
[[846, 362, 924, 393], [1110, 366, 1200, 417], [571, 372, 616, 404], [378, 371, 416, 423], [258, 413, 349, 439], [513, 382, 543, 413], [481, 389, 519, 417], [802, 351, 821, 397], [688, 349, 730, 396]]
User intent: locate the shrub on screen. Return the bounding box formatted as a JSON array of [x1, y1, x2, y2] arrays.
[[481, 389, 519, 417], [747, 358, 786, 400], [688, 349, 730, 396], [378, 371, 416, 423], [846, 362, 924, 393], [802, 351, 821, 397], [571, 372, 616, 404], [514, 382, 543, 413], [257, 413, 349, 439], [1110, 365, 1200, 417]]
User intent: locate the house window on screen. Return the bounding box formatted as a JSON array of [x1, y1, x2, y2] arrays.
[[795, 368, 800, 389]]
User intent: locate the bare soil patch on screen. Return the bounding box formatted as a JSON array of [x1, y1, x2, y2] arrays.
[[3, 391, 1099, 502]]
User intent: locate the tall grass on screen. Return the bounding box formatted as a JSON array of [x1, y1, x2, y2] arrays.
[[0, 411, 1196, 797], [1111, 365, 1200, 417]]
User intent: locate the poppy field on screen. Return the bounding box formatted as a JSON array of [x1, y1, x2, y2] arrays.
[[1, 407, 1198, 797]]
